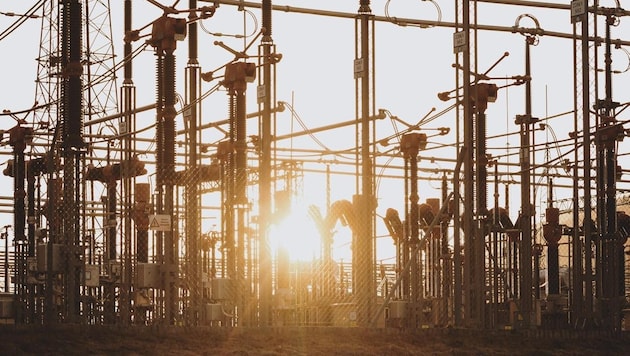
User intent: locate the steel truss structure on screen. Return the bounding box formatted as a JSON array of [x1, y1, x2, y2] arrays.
[[1, 0, 630, 332]]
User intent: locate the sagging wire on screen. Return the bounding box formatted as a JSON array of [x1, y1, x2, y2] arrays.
[[374, 153, 397, 203], [278, 101, 332, 153], [200, 8, 258, 39], [384, 0, 442, 29], [381, 109, 404, 144], [513, 13, 543, 46], [541, 123, 565, 174], [373, 109, 405, 194], [597, 45, 630, 74]]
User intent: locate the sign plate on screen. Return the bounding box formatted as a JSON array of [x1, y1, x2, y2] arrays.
[[571, 0, 585, 22], [149, 214, 171, 231], [453, 31, 466, 53]]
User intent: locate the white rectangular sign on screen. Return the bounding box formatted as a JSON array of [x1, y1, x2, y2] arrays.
[[149, 214, 171, 231]]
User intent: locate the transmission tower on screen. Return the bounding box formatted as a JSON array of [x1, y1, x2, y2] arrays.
[[24, 0, 119, 324]]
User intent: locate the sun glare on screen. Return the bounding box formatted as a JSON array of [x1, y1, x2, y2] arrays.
[[269, 204, 321, 262]]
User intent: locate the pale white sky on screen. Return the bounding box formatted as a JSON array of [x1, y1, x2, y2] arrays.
[[1, 1, 629, 262]]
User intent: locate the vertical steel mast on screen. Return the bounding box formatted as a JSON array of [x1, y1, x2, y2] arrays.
[[594, 5, 625, 331], [184, 0, 202, 326], [355, 0, 375, 328], [59, 0, 85, 323], [258, 0, 275, 327], [571, 0, 596, 327], [458, 0, 480, 328], [31, 0, 118, 324], [515, 26, 539, 328], [149, 13, 187, 324], [119, 0, 136, 325]]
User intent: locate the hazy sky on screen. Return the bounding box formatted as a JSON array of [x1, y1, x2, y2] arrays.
[[1, 1, 629, 261]]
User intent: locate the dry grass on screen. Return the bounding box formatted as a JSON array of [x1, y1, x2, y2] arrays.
[[1, 325, 629, 355]]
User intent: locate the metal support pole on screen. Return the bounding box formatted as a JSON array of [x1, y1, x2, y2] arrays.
[[355, 0, 375, 328], [594, 9, 624, 331], [185, 0, 201, 326], [258, 0, 274, 327], [515, 35, 537, 328], [60, 0, 85, 323]]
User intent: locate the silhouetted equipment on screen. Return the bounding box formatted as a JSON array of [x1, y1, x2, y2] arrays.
[[4, 0, 630, 333], [489, 207, 514, 231], [618, 212, 630, 240], [383, 208, 403, 243], [418, 203, 435, 229], [149, 16, 187, 51], [543, 206, 562, 295], [470, 83, 497, 114], [132, 183, 152, 264], [222, 62, 256, 94]]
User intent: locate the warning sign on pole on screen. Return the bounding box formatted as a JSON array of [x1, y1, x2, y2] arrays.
[[148, 214, 171, 231]]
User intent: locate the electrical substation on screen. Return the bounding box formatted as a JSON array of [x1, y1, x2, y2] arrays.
[[2, 0, 630, 335]]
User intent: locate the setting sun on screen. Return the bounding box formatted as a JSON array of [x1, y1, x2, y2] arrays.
[[270, 203, 322, 262]]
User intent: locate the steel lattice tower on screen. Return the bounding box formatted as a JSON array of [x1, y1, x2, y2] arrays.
[[27, 0, 119, 324], [33, 0, 118, 145]]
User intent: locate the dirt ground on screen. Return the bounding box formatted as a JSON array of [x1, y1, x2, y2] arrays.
[[1, 325, 630, 355]]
